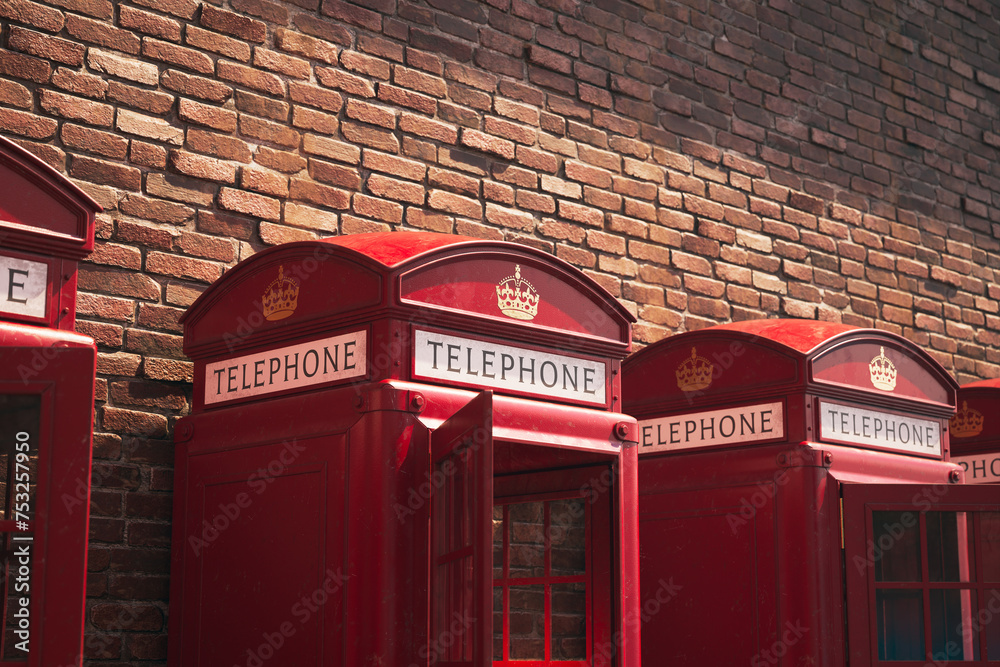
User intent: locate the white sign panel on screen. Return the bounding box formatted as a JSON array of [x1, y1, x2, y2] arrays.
[[413, 330, 606, 405], [205, 330, 366, 405], [952, 454, 1000, 483], [0, 255, 47, 319], [638, 402, 784, 454], [819, 401, 941, 456]]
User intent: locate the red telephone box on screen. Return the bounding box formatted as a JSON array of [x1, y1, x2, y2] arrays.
[[951, 380, 1000, 484], [623, 319, 1000, 666], [169, 232, 641, 666], [0, 137, 101, 665]]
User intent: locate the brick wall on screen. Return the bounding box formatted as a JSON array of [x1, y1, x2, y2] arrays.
[[0, 0, 999, 661]]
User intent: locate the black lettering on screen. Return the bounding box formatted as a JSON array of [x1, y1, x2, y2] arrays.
[[873, 417, 883, 440], [583, 367, 597, 394], [501, 354, 515, 380], [700, 418, 715, 440], [242, 363, 252, 390], [991, 458, 1000, 477], [466, 347, 478, 376], [228, 366, 238, 392], [447, 345, 461, 372], [741, 413, 756, 436], [898, 422, 910, 443], [323, 346, 338, 373], [670, 422, 680, 444], [657, 424, 667, 446], [840, 412, 849, 433], [303, 349, 319, 377], [6, 268, 28, 304], [862, 415, 871, 438], [562, 364, 578, 392], [254, 360, 265, 387], [886, 419, 896, 440], [540, 361, 558, 387], [972, 459, 986, 478], [913, 424, 923, 447], [761, 410, 772, 433], [428, 340, 443, 369], [214, 368, 225, 395], [642, 426, 652, 447], [481, 350, 495, 378], [684, 420, 697, 441], [519, 356, 535, 385], [269, 357, 281, 384], [720, 415, 735, 438], [344, 340, 356, 369], [285, 353, 299, 382]]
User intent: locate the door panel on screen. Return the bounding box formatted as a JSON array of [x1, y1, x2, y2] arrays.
[[430, 391, 493, 666]]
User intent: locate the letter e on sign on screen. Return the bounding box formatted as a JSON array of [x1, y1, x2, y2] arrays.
[[0, 255, 47, 319]]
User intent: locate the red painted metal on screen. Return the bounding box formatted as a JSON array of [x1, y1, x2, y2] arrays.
[[0, 137, 101, 331], [170, 232, 640, 666], [621, 319, 995, 667], [952, 380, 1000, 482], [0, 136, 98, 666]]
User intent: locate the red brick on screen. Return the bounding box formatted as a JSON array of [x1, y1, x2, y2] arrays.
[[289, 82, 343, 114], [346, 99, 396, 129], [428, 189, 482, 218], [108, 82, 175, 114], [200, 5, 266, 42], [363, 150, 425, 180], [219, 187, 280, 220], [217, 60, 285, 96], [146, 251, 223, 284], [429, 167, 478, 196], [461, 129, 515, 159], [316, 66, 376, 97], [0, 48, 51, 83], [293, 13, 352, 46], [120, 194, 195, 225], [486, 203, 534, 230], [255, 146, 307, 173], [132, 0, 198, 18], [46, 0, 111, 18], [0, 79, 31, 108], [239, 115, 299, 148], [406, 208, 454, 232], [70, 155, 141, 190], [378, 83, 437, 114], [169, 150, 237, 183], [161, 69, 232, 103], [565, 160, 613, 188], [275, 28, 338, 65], [231, 0, 289, 24], [341, 121, 399, 152], [559, 200, 604, 226], [8, 26, 84, 66], [353, 193, 403, 222], [179, 98, 237, 132], [142, 39, 213, 74], [289, 178, 351, 208], [61, 124, 128, 159], [176, 232, 237, 263], [0, 108, 57, 139], [283, 201, 339, 231], [119, 6, 182, 41], [302, 134, 359, 164], [184, 26, 251, 62], [399, 113, 458, 143], [292, 106, 339, 134], [186, 128, 252, 163], [241, 167, 288, 196], [366, 173, 425, 204], [259, 221, 318, 244], [197, 210, 254, 239], [320, 0, 382, 32], [309, 158, 361, 189], [65, 15, 139, 54], [116, 109, 183, 145], [115, 219, 178, 250], [253, 48, 310, 79], [341, 50, 391, 80], [235, 90, 289, 120], [0, 0, 65, 32]]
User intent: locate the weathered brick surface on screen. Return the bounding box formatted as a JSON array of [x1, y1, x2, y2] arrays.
[[2, 0, 1000, 658]]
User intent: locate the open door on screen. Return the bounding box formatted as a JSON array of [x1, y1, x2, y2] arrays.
[[430, 391, 493, 666], [843, 483, 1000, 666]]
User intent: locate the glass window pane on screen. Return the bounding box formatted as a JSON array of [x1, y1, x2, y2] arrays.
[[928, 512, 971, 582], [509, 585, 545, 660], [509, 502, 545, 578], [983, 513, 1000, 583], [930, 589, 979, 661], [985, 590, 1000, 660], [550, 499, 586, 577], [876, 589, 925, 660], [873, 511, 922, 582], [551, 582, 587, 660]]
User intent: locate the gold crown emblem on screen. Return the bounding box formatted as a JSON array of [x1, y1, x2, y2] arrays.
[[496, 265, 539, 321], [676, 347, 714, 392], [869, 346, 897, 391], [950, 401, 984, 438], [262, 265, 300, 321]]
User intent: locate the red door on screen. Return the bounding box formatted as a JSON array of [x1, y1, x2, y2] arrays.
[[430, 391, 494, 666], [844, 483, 1000, 665]]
